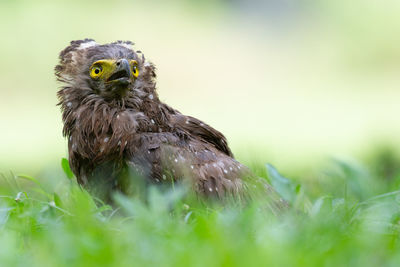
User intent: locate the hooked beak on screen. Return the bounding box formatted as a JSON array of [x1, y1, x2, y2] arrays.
[[106, 59, 132, 86]]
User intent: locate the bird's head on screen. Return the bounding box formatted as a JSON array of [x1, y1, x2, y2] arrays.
[[55, 39, 156, 100]]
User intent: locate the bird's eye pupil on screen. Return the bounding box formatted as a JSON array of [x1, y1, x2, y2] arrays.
[[132, 67, 136, 73], [95, 69, 100, 74]]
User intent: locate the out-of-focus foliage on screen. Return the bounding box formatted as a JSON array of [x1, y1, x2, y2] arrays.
[[1, 1, 400, 265], [0, 154, 400, 266], [1, 0, 400, 173]]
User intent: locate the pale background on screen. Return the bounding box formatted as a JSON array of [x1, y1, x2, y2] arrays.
[[1, 0, 400, 174]]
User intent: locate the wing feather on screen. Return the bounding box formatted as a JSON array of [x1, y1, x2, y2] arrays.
[[171, 114, 233, 157]]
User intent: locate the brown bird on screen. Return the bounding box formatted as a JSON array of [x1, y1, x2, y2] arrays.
[[56, 39, 285, 211]]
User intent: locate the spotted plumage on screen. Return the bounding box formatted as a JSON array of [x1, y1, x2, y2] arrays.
[[55, 39, 285, 212]]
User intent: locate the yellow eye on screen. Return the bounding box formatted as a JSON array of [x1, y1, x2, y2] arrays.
[[130, 60, 139, 78], [90, 65, 103, 79]]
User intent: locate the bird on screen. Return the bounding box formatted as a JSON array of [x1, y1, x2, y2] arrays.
[[55, 39, 286, 212]]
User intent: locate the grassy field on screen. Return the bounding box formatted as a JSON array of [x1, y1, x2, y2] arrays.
[[1, 150, 400, 267], [1, 1, 400, 266]]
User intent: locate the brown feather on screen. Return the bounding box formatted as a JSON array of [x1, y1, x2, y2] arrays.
[[55, 39, 287, 211]]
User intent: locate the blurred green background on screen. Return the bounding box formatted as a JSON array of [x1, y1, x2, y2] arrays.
[[1, 0, 400, 174], [2, 2, 400, 266]]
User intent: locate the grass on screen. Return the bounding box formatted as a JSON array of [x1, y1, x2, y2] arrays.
[[1, 150, 400, 267], [1, 2, 399, 265]]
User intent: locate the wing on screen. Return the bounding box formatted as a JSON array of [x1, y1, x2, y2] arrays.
[[125, 132, 286, 214], [170, 113, 233, 157], [157, 103, 232, 157]]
